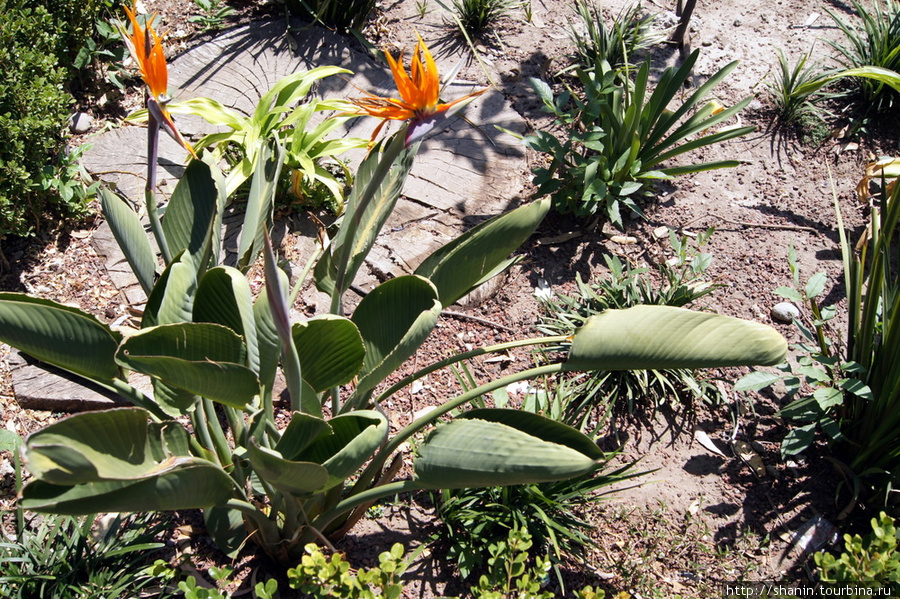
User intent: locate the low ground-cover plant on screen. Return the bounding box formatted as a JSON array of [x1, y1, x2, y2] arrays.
[[525, 51, 754, 227], [739, 176, 900, 511], [767, 48, 830, 129], [436, 471, 626, 583], [435, 373, 642, 585], [735, 245, 864, 459], [0, 9, 787, 569], [0, 512, 172, 598], [449, 0, 512, 37], [284, 0, 377, 31], [816, 511, 900, 591]]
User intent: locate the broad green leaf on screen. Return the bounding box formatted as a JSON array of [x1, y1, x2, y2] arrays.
[[456, 408, 605, 460], [292, 316, 364, 392], [778, 394, 822, 421], [794, 66, 900, 98], [781, 423, 817, 458], [414, 418, 600, 489], [204, 506, 246, 559], [564, 305, 787, 371], [162, 156, 225, 268], [293, 411, 388, 489], [99, 187, 157, 295], [0, 429, 21, 452], [253, 67, 349, 127], [838, 378, 872, 400], [774, 287, 804, 303], [238, 140, 284, 271], [20, 462, 232, 514], [166, 97, 246, 130], [352, 276, 441, 396], [24, 409, 189, 484], [415, 199, 550, 308], [275, 412, 331, 460], [804, 272, 828, 299], [734, 371, 783, 392], [0, 294, 121, 383], [117, 323, 259, 409], [315, 134, 415, 297], [246, 442, 329, 495], [142, 251, 197, 328], [813, 386, 843, 410], [194, 267, 260, 374], [253, 285, 282, 398]]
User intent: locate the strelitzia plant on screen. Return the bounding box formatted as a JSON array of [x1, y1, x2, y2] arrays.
[[0, 28, 788, 565]]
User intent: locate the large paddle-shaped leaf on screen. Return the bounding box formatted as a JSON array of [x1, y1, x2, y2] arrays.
[[237, 140, 283, 271], [0, 294, 121, 383], [25, 408, 189, 484], [315, 134, 415, 297], [162, 155, 225, 269], [117, 323, 259, 409], [292, 315, 364, 392], [455, 408, 606, 459], [351, 276, 441, 396], [99, 187, 157, 295], [142, 251, 197, 328], [20, 465, 232, 514], [246, 442, 329, 495], [274, 412, 331, 460], [414, 414, 601, 489], [20, 408, 232, 514], [415, 198, 551, 307], [563, 305, 787, 371], [292, 411, 388, 489], [194, 267, 260, 374]]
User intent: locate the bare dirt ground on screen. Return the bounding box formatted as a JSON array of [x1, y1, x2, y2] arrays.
[[0, 0, 894, 596]]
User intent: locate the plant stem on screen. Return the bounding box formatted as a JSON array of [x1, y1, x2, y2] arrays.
[[202, 398, 234, 472], [372, 336, 569, 404], [224, 498, 280, 544], [313, 480, 421, 532], [192, 400, 218, 460], [145, 113, 172, 264], [329, 133, 409, 315], [106, 378, 170, 422], [352, 363, 565, 496]]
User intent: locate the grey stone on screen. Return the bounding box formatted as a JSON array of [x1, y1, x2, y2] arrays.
[[771, 302, 800, 323], [69, 112, 93, 134]]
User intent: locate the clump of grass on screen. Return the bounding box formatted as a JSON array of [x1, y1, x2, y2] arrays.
[[0, 512, 173, 597], [566, 0, 663, 74], [767, 48, 828, 127], [826, 0, 900, 114], [450, 0, 512, 36]]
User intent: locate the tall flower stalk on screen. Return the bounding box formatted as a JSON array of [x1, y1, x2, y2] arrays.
[[121, 2, 196, 264]]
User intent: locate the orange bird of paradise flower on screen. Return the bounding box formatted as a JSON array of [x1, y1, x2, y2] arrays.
[[348, 34, 488, 146], [122, 2, 196, 157]]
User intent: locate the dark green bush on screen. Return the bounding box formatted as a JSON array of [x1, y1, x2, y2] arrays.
[[0, 0, 109, 239]]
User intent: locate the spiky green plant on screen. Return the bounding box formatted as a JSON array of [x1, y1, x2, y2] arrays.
[[826, 0, 900, 113], [767, 48, 829, 127], [566, 0, 663, 74]]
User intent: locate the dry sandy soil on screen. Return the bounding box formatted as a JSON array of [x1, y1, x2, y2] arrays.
[[1, 0, 896, 596]]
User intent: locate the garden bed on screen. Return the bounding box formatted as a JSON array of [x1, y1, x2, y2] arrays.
[[1, 0, 896, 596]]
